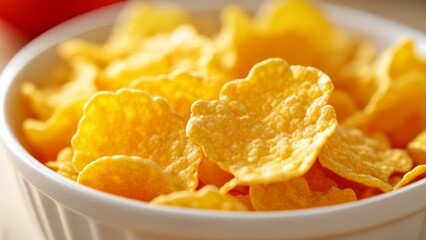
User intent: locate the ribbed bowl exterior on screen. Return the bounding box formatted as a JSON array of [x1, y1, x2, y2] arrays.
[[16, 172, 170, 240], [14, 170, 426, 240]]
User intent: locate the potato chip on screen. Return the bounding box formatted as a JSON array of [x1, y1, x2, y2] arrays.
[[45, 147, 78, 180], [332, 40, 377, 108], [303, 161, 337, 192], [318, 125, 413, 192], [215, 4, 322, 79], [346, 73, 426, 148], [21, 82, 55, 121], [187, 58, 337, 184], [59, 2, 190, 64], [214, 0, 359, 85], [130, 72, 223, 120], [407, 130, 426, 165], [383, 39, 426, 82], [98, 26, 217, 91], [354, 39, 417, 108], [317, 162, 382, 199], [346, 40, 426, 147], [394, 165, 426, 189], [72, 88, 202, 189], [255, 0, 331, 36], [198, 158, 233, 188], [233, 194, 254, 211], [250, 177, 356, 211], [23, 97, 87, 162], [21, 58, 97, 120], [328, 90, 359, 122], [151, 185, 248, 211], [20, 64, 71, 120], [78, 155, 185, 201]]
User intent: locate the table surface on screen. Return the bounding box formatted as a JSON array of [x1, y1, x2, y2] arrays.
[[0, 1, 425, 239]]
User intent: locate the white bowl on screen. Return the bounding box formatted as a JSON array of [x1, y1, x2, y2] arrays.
[[1, 2, 426, 240]]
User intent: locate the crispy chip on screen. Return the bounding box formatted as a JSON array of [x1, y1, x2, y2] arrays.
[[21, 58, 97, 120], [328, 90, 359, 122], [150, 185, 248, 211], [408, 130, 426, 165], [382, 39, 426, 82], [304, 161, 337, 192], [72, 88, 202, 189], [130, 72, 223, 119], [45, 147, 78, 180], [215, 0, 359, 85], [319, 125, 413, 192], [233, 194, 254, 211], [346, 73, 426, 148], [346, 40, 426, 147], [250, 177, 356, 211], [216, 4, 322, 78], [394, 165, 426, 189], [255, 0, 331, 36], [198, 158, 233, 187], [23, 97, 86, 162], [78, 155, 185, 201], [332, 40, 377, 108], [187, 58, 337, 184], [98, 26, 217, 91], [315, 162, 382, 199], [59, 2, 190, 64]]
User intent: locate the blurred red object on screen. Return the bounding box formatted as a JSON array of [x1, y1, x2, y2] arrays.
[[0, 0, 125, 38]]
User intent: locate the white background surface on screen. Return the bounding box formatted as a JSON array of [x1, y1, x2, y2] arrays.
[[0, 0, 425, 239]]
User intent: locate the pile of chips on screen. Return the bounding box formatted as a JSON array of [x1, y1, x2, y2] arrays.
[[21, 0, 426, 212]]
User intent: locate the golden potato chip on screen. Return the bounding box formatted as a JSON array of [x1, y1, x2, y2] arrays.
[[198, 158, 233, 188], [45, 147, 78, 180], [318, 125, 413, 192], [98, 26, 216, 91], [354, 39, 417, 108], [59, 2, 190, 64], [215, 4, 321, 78], [382, 39, 426, 82], [214, 0, 359, 84], [255, 0, 331, 38], [23, 97, 86, 162], [408, 130, 426, 165], [151, 185, 248, 211], [317, 163, 382, 200], [187, 58, 337, 184], [72, 88, 202, 189], [20, 64, 71, 120], [78, 155, 185, 201], [332, 40, 377, 108], [233, 194, 254, 211], [108, 2, 190, 53], [346, 40, 426, 147], [328, 90, 359, 122], [218, 179, 250, 197], [130, 72, 223, 119], [394, 165, 426, 189], [304, 161, 337, 192], [250, 177, 356, 211], [59, 40, 113, 66], [346, 73, 426, 148], [21, 58, 97, 120], [21, 82, 54, 121]]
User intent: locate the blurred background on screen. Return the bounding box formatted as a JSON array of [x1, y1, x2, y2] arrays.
[[0, 0, 425, 239]]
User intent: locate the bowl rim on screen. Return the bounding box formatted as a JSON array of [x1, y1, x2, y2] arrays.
[[1, 1, 426, 239]]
